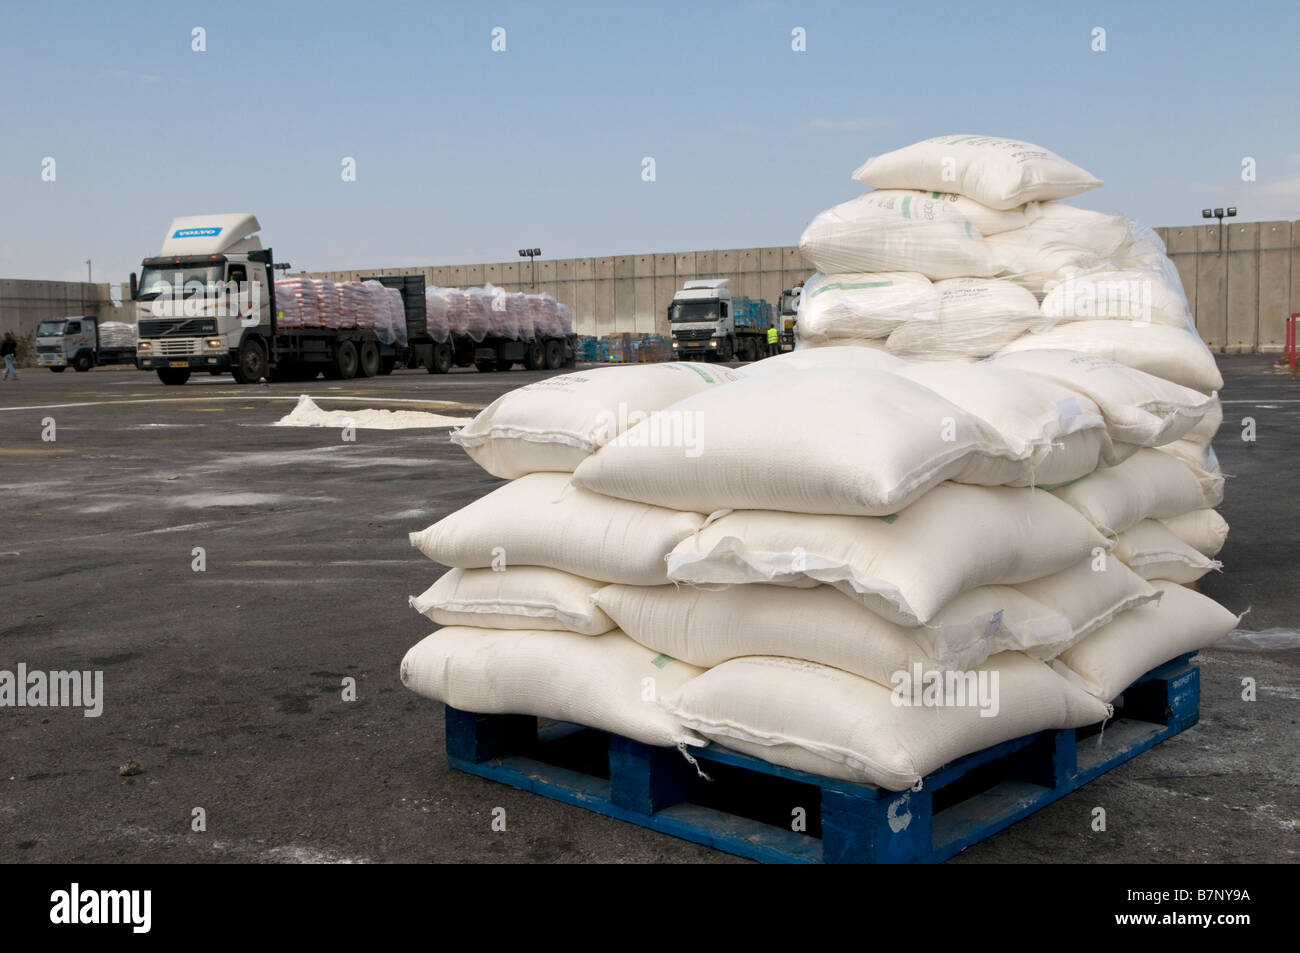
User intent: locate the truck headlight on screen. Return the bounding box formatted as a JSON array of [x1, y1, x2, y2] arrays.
[[206, 339, 222, 348], [138, 341, 151, 350], [672, 341, 678, 348]]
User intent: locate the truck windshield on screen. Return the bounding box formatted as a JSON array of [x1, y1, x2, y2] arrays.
[[780, 292, 799, 315], [136, 264, 225, 301], [669, 301, 720, 322], [37, 321, 67, 336]]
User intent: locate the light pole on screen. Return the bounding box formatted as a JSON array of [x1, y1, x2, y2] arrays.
[[518, 248, 541, 291], [1201, 207, 1237, 256], [86, 259, 92, 282]]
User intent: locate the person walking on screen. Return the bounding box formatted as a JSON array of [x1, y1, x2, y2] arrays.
[[766, 324, 779, 358], [1, 331, 18, 381]]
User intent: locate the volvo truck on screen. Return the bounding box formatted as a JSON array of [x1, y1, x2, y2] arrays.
[[35, 316, 135, 372]]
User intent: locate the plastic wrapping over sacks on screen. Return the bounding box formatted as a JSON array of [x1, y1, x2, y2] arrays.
[[986, 203, 1131, 293], [98, 321, 136, 348], [571, 370, 1029, 517], [384, 288, 408, 346], [794, 272, 938, 346], [450, 363, 741, 479], [274, 282, 302, 328], [424, 287, 452, 343], [737, 344, 907, 379], [401, 627, 704, 748], [312, 279, 340, 329], [798, 191, 1005, 279], [886, 277, 1045, 361], [662, 652, 1112, 790], [1040, 265, 1193, 330], [278, 277, 320, 327], [556, 301, 574, 335], [851, 135, 1103, 210], [663, 484, 1108, 627]]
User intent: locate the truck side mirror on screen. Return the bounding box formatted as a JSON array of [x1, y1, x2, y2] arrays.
[[129, 273, 138, 299]]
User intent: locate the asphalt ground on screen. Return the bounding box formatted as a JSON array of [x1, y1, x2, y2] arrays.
[[0, 356, 1296, 863]]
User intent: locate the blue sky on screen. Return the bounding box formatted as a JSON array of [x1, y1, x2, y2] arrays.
[[2, 0, 1298, 282]]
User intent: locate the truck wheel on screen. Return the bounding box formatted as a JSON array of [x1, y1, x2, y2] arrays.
[[157, 368, 190, 385], [335, 340, 359, 380], [233, 338, 267, 384], [475, 360, 497, 373], [717, 338, 734, 362], [522, 340, 545, 370], [49, 366, 66, 373], [427, 343, 452, 374], [358, 339, 380, 377], [73, 353, 93, 372], [544, 339, 564, 370]]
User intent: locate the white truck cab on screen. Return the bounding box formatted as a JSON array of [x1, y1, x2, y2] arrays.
[[35, 316, 98, 372], [669, 279, 737, 361], [132, 213, 274, 384]]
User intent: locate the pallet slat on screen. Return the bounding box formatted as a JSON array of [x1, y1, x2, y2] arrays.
[[442, 655, 1200, 863]]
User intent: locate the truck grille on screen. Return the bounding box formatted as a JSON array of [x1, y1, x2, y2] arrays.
[[37, 344, 61, 353], [674, 328, 713, 341], [154, 338, 201, 356], [138, 318, 217, 337]]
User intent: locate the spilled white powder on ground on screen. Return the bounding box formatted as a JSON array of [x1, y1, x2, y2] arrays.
[[273, 395, 468, 430]]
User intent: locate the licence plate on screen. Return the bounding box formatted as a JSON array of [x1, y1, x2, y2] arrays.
[[169, 360, 188, 368]]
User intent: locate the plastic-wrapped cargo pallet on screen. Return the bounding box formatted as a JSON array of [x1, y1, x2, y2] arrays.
[[398, 136, 1238, 830], [98, 321, 136, 349]]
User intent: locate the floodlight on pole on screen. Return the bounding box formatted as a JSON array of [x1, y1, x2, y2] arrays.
[[518, 247, 542, 291]]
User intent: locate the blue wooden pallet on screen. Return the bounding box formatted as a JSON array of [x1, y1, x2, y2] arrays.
[[444, 654, 1199, 863]]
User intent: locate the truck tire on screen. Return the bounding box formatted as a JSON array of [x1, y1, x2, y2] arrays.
[[157, 368, 190, 385], [49, 366, 66, 373], [427, 343, 452, 374], [475, 360, 497, 373], [73, 352, 93, 372], [358, 339, 380, 377], [544, 339, 564, 370], [522, 340, 545, 370], [232, 338, 267, 384], [335, 340, 359, 380], [737, 338, 754, 363], [716, 338, 734, 362]]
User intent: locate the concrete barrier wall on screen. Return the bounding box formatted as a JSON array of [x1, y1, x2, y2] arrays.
[[5, 221, 1298, 352], [0, 280, 131, 341]]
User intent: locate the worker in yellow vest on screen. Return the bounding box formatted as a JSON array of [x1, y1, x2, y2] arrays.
[[766, 325, 779, 358]]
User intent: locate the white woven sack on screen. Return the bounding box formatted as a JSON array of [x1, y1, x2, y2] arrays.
[[450, 363, 740, 479], [410, 567, 615, 635], [1053, 582, 1239, 701], [1051, 448, 1216, 537], [662, 653, 1111, 789], [798, 191, 1005, 280], [1113, 520, 1221, 583], [665, 483, 1108, 627], [1013, 557, 1160, 660], [793, 272, 938, 345], [1158, 509, 1229, 557], [886, 277, 1044, 362], [991, 350, 1217, 447], [851, 136, 1102, 210], [995, 322, 1224, 393], [401, 627, 704, 748], [870, 189, 1042, 235], [897, 362, 1111, 486], [571, 370, 1027, 517], [736, 344, 907, 379], [1041, 266, 1192, 330], [409, 472, 704, 586]]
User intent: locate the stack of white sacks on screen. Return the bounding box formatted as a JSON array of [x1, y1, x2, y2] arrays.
[[98, 321, 136, 349], [423, 286, 573, 343], [400, 136, 1238, 791]]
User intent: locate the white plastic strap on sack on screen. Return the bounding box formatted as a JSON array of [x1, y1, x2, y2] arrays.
[[798, 191, 1006, 280], [1112, 520, 1222, 583], [450, 363, 741, 479], [400, 626, 704, 748], [850, 135, 1103, 210], [571, 370, 1029, 517], [661, 652, 1112, 790], [409, 472, 705, 586], [1052, 582, 1240, 701], [1040, 266, 1193, 331], [794, 272, 938, 345], [664, 483, 1109, 627], [410, 566, 615, 635]]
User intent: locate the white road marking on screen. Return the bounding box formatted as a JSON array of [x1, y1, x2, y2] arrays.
[[0, 394, 483, 412]]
